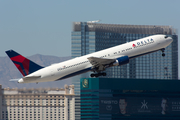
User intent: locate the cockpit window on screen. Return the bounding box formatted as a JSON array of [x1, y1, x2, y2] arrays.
[[165, 35, 168, 39]]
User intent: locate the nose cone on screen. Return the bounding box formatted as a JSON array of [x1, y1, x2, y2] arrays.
[[168, 36, 173, 43]]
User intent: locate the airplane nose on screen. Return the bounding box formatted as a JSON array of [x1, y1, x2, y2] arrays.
[[165, 36, 173, 43], [168, 37, 173, 42]]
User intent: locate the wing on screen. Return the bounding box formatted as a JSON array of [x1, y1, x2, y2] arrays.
[[87, 57, 116, 66], [87, 57, 116, 72]]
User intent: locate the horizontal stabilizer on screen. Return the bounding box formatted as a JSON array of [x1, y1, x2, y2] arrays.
[[23, 76, 41, 81], [9, 79, 20, 81]]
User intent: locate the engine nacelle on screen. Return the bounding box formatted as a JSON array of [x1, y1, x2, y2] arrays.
[[113, 56, 129, 66]]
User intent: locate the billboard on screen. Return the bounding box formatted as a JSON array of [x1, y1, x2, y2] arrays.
[[100, 97, 180, 116]]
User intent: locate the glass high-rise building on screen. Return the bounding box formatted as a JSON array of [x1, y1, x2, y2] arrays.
[[71, 22, 178, 120], [72, 22, 178, 79]]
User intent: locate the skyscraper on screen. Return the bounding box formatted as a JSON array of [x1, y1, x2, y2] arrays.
[[72, 22, 178, 79], [71, 22, 178, 120]]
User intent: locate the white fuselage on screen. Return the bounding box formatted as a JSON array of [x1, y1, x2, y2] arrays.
[[18, 35, 173, 83]]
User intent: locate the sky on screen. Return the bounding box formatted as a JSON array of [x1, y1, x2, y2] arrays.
[[0, 0, 180, 57], [1, 0, 180, 78]]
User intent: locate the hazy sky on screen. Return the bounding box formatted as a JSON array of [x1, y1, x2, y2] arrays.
[[0, 0, 180, 57]]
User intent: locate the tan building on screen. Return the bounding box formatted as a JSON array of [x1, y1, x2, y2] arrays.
[[0, 84, 75, 120]]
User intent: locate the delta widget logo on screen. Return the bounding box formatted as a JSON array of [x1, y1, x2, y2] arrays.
[[132, 44, 136, 47]]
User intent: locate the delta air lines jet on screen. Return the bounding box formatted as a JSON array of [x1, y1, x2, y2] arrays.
[[6, 35, 173, 84]]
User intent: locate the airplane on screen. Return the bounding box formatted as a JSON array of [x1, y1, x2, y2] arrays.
[[6, 34, 173, 84]]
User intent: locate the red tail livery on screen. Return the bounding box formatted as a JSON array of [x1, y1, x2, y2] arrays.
[[6, 50, 43, 76]]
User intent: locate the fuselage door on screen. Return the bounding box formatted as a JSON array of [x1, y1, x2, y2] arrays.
[[51, 69, 55, 76]]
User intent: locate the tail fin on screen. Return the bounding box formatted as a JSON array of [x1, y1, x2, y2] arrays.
[[6, 50, 43, 76]]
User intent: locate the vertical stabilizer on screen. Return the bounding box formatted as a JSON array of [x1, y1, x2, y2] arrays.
[[6, 50, 43, 76]]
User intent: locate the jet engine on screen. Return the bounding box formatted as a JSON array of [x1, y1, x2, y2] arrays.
[[113, 56, 129, 66]]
